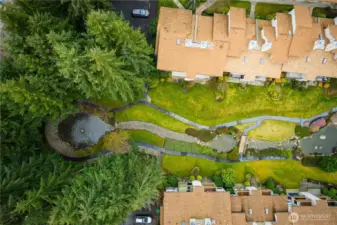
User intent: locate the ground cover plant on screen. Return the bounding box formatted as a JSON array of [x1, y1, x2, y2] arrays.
[[149, 82, 336, 126], [248, 120, 296, 141], [162, 155, 337, 188], [255, 3, 293, 20], [164, 139, 226, 158]]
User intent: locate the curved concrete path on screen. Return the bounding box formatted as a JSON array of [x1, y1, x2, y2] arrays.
[[111, 100, 337, 137], [116, 121, 236, 152]]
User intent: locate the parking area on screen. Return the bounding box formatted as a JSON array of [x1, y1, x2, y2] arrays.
[[121, 201, 160, 225], [111, 0, 158, 42]]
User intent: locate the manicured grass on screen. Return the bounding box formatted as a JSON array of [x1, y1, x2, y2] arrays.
[[127, 130, 165, 147], [164, 139, 226, 158], [312, 7, 326, 18], [149, 82, 337, 126], [205, 1, 251, 16], [115, 104, 191, 133], [255, 3, 293, 20], [158, 0, 178, 9], [248, 120, 297, 141], [162, 155, 337, 188], [235, 122, 256, 132]]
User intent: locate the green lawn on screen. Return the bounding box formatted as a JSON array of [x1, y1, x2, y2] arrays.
[[235, 122, 256, 133], [255, 3, 293, 20], [205, 1, 251, 16], [115, 104, 191, 133], [162, 155, 337, 188], [164, 139, 226, 158], [149, 82, 337, 126], [127, 130, 165, 147], [312, 7, 326, 18], [248, 120, 296, 141]]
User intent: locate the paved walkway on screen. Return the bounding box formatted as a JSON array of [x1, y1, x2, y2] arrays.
[[116, 121, 236, 152], [250, 2, 256, 18], [172, 0, 184, 9], [116, 121, 198, 143]]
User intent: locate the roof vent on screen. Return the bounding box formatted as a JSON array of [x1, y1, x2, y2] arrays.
[[265, 208, 269, 214], [249, 209, 253, 215], [176, 39, 181, 45]]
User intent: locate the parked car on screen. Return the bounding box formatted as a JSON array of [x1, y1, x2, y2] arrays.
[[132, 9, 149, 18], [135, 216, 152, 224]]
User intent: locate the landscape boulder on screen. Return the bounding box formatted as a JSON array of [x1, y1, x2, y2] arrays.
[[330, 112, 337, 125]]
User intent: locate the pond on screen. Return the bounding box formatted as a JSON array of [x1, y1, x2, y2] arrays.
[[58, 112, 113, 149], [300, 125, 337, 155]]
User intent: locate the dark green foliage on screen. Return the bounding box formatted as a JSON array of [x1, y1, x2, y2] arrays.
[[302, 156, 323, 167], [165, 175, 179, 188], [319, 156, 337, 173], [322, 187, 337, 200], [259, 149, 293, 159], [295, 125, 311, 138], [266, 177, 276, 190], [50, 152, 164, 225], [211, 175, 224, 187], [185, 128, 217, 142], [273, 188, 281, 195], [228, 126, 239, 135], [0, 152, 81, 225]]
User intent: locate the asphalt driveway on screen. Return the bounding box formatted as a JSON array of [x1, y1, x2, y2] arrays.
[[121, 201, 160, 225], [111, 0, 158, 42]]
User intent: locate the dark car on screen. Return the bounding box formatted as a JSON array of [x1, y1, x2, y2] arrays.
[[132, 9, 149, 18]]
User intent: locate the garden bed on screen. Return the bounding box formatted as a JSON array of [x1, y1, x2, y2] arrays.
[[149, 82, 336, 126], [255, 3, 293, 20], [162, 155, 337, 188], [164, 139, 226, 159]]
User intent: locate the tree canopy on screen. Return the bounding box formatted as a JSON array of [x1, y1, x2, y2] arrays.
[[0, 150, 163, 225], [0, 0, 154, 122], [221, 168, 236, 187]]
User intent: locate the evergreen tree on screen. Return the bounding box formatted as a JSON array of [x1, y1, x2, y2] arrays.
[[50, 152, 164, 225], [0, 153, 81, 225]]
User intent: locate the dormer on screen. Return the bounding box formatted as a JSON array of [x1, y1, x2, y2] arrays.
[[324, 24, 337, 52]]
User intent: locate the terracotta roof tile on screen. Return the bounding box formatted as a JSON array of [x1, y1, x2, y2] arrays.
[[271, 34, 292, 63], [213, 13, 228, 41], [289, 27, 315, 57], [282, 51, 337, 79], [229, 7, 246, 29], [276, 13, 292, 35], [294, 5, 312, 28]]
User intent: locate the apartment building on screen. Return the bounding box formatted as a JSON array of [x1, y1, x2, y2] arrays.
[[155, 5, 337, 85], [160, 181, 337, 225]]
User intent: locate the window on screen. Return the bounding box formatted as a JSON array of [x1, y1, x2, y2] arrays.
[[260, 58, 265, 64], [243, 56, 248, 62], [176, 39, 181, 45], [306, 56, 310, 62], [322, 58, 327, 64]]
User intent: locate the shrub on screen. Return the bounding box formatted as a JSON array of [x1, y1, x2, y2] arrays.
[[244, 181, 251, 187], [302, 156, 322, 167], [166, 175, 179, 187], [221, 168, 236, 187], [191, 167, 200, 177], [228, 126, 239, 135], [259, 149, 293, 159], [228, 147, 239, 160], [324, 83, 330, 89], [295, 125, 311, 138], [189, 175, 195, 181], [273, 188, 281, 195], [197, 175, 203, 181], [185, 128, 217, 142], [319, 156, 337, 173], [212, 175, 223, 187], [322, 187, 329, 195], [245, 173, 253, 180], [266, 177, 276, 190], [215, 127, 229, 135]]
